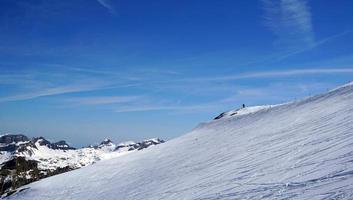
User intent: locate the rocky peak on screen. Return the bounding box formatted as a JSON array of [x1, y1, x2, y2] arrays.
[[137, 138, 165, 150], [0, 134, 29, 144], [25, 136, 75, 150], [51, 140, 75, 150], [33, 137, 51, 147], [115, 138, 164, 151], [143, 138, 165, 145], [0, 134, 32, 152], [100, 138, 113, 146]]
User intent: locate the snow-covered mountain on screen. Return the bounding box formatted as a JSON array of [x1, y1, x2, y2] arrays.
[[0, 135, 164, 196], [6, 82, 353, 200]]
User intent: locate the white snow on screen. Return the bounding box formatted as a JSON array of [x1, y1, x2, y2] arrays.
[[0, 151, 12, 166], [8, 82, 353, 200], [118, 141, 136, 146], [15, 140, 136, 171], [215, 105, 276, 120], [145, 138, 162, 144]]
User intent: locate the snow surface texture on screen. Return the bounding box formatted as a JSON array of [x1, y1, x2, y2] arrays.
[[8, 82, 353, 200]]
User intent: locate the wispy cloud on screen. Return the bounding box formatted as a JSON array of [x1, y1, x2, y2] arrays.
[[1, 67, 352, 105], [67, 96, 141, 106], [96, 0, 115, 14], [0, 68, 138, 103], [219, 82, 333, 104], [235, 29, 353, 66], [112, 81, 333, 113], [114, 103, 220, 113], [262, 0, 315, 49], [181, 68, 353, 82], [277, 30, 353, 60], [0, 82, 110, 103]]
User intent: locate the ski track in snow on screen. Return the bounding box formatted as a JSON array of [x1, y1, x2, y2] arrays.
[[7, 83, 353, 200]]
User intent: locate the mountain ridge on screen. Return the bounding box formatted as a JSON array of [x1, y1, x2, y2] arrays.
[[6, 81, 353, 200], [0, 134, 164, 197]]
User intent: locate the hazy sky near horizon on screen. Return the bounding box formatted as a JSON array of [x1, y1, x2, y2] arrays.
[[1, 0, 353, 147]]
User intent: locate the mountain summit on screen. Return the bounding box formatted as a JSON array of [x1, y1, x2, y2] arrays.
[[7, 82, 353, 199]]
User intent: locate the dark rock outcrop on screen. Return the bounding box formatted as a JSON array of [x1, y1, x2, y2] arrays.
[[115, 138, 165, 151], [214, 112, 228, 120], [0, 157, 74, 197], [33, 137, 75, 150], [0, 135, 29, 144], [51, 140, 75, 150], [100, 139, 113, 146]]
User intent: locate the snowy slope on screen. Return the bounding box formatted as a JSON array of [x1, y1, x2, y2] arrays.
[[0, 136, 164, 196], [8, 82, 353, 200]]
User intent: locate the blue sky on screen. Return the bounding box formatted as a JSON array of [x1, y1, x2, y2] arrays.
[[1, 0, 353, 147]]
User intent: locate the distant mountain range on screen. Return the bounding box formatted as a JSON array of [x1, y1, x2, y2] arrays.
[[0, 134, 164, 197]]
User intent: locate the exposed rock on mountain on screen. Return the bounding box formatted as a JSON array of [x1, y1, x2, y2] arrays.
[[0, 134, 164, 197]]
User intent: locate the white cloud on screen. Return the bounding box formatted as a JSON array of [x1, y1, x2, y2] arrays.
[[0, 68, 141, 103], [114, 104, 220, 113], [112, 81, 334, 114], [262, 0, 314, 49], [276, 30, 353, 60], [96, 0, 115, 14], [0, 82, 109, 103], [1, 67, 352, 105], [67, 96, 141, 105], [182, 68, 353, 82]]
